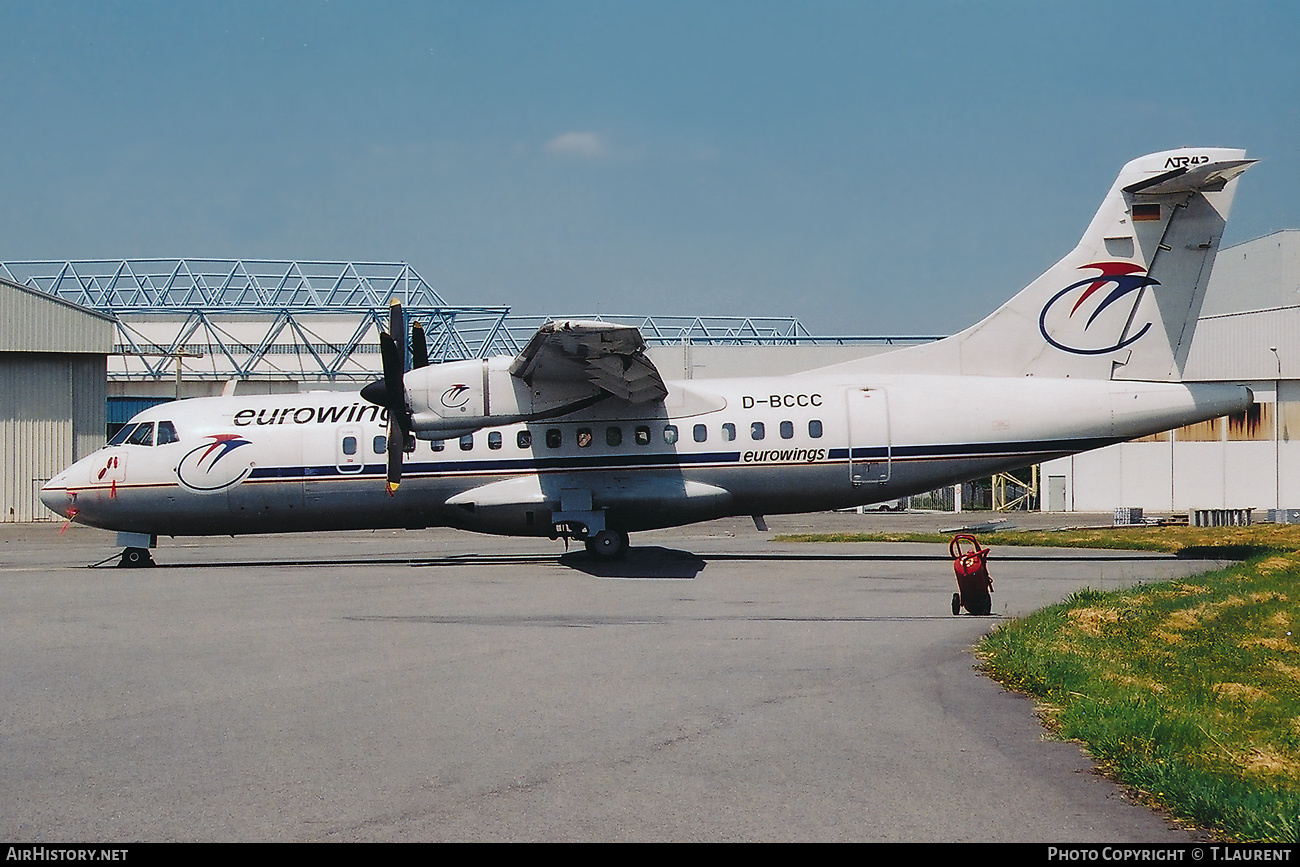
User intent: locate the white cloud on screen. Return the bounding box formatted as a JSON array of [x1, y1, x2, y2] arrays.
[[544, 131, 609, 159]]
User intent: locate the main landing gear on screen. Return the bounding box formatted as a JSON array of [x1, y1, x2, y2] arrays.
[[551, 504, 630, 560], [583, 529, 630, 559]]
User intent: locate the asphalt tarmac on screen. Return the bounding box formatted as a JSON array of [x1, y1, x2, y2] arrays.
[[0, 512, 1227, 842]]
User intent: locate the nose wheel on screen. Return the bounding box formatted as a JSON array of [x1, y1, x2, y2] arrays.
[[117, 547, 155, 568], [583, 529, 630, 559]]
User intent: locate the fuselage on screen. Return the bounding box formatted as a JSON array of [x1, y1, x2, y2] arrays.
[[40, 370, 1251, 540]]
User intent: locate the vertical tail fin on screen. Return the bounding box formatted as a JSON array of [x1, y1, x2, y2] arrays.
[[848, 148, 1254, 381]]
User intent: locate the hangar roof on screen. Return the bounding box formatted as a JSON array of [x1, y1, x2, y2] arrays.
[[1201, 230, 1300, 316], [0, 277, 113, 354], [1185, 232, 1300, 382]]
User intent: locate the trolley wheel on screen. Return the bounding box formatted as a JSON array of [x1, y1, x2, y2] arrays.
[[951, 592, 961, 616]]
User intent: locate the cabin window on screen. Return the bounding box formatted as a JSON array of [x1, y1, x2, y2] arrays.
[[431, 440, 445, 452], [693, 424, 708, 443], [126, 423, 154, 447], [722, 423, 736, 442], [634, 426, 651, 446], [488, 431, 503, 450], [809, 420, 823, 438], [663, 425, 678, 445], [606, 426, 622, 447], [546, 429, 562, 449], [780, 420, 794, 440], [577, 428, 593, 448], [342, 436, 358, 456], [460, 434, 474, 451], [517, 430, 532, 449], [750, 422, 765, 441], [373, 435, 386, 454], [156, 421, 179, 445]]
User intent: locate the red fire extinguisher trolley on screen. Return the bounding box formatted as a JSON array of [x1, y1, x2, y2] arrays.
[[949, 534, 993, 616]]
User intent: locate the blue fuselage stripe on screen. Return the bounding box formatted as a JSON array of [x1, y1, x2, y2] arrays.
[[244, 436, 1119, 481]]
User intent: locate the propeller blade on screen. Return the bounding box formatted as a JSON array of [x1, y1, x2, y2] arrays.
[[379, 298, 411, 496], [388, 298, 406, 368], [377, 332, 405, 496], [411, 320, 429, 369], [386, 415, 403, 496], [378, 331, 405, 414]]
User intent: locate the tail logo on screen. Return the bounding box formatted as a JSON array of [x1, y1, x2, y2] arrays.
[[176, 434, 254, 492], [1038, 262, 1158, 355]]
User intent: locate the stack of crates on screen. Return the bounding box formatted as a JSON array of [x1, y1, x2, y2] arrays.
[[1113, 507, 1144, 526]]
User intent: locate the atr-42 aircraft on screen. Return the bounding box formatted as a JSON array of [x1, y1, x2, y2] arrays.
[[42, 148, 1257, 565]]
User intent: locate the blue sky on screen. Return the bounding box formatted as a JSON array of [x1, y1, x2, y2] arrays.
[[2, 0, 1296, 334]]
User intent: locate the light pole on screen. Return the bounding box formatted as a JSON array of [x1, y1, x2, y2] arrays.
[[1270, 346, 1281, 511]]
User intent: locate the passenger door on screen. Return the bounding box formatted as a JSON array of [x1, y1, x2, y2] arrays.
[[847, 387, 891, 485]]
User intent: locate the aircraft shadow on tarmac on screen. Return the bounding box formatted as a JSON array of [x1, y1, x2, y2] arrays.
[[559, 546, 707, 579], [90, 545, 1190, 571]]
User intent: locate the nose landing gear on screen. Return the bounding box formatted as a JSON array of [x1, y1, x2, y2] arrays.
[[117, 547, 155, 568], [112, 532, 157, 568]]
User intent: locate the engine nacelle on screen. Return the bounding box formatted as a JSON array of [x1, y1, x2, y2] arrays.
[[403, 356, 604, 437]]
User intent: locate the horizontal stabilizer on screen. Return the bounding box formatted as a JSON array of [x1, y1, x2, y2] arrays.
[[1122, 159, 1256, 196]]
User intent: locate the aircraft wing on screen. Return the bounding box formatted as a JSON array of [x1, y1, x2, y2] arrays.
[[508, 320, 668, 404]]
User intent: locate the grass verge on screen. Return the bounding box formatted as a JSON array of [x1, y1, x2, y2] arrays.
[[979, 555, 1300, 842], [780, 524, 1300, 841], [774, 523, 1300, 557]]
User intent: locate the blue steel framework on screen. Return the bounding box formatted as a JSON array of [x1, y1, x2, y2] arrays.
[[2, 258, 940, 382]]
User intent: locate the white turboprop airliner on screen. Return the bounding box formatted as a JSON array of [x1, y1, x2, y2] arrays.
[[42, 148, 1256, 565]]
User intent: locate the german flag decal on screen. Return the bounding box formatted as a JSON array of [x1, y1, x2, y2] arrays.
[[1131, 203, 1161, 222]]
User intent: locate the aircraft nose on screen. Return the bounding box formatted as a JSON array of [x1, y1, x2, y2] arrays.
[[39, 475, 73, 519]]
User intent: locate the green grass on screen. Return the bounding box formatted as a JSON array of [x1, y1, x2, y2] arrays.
[[775, 523, 1300, 557], [979, 557, 1300, 842], [781, 524, 1300, 841]]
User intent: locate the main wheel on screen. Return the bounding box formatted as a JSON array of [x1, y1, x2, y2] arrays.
[[584, 529, 629, 559]]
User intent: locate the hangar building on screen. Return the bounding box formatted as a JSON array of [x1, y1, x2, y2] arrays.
[[0, 278, 111, 521]]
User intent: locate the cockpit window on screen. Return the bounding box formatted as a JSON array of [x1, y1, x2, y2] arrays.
[[108, 424, 136, 446], [125, 422, 155, 447], [156, 421, 179, 445]]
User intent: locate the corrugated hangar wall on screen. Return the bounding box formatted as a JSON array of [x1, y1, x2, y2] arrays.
[[0, 279, 111, 522]]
